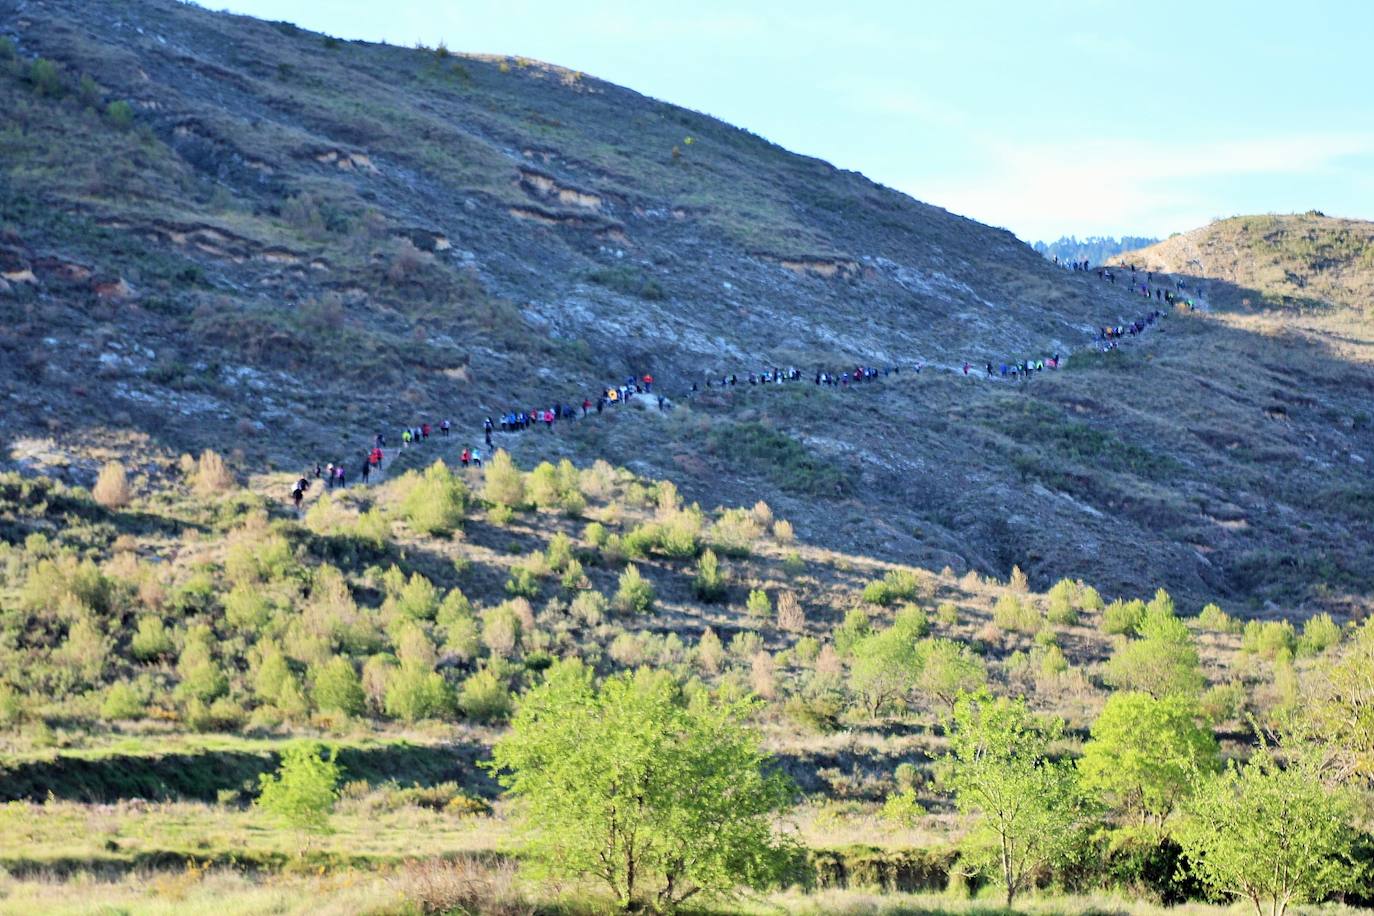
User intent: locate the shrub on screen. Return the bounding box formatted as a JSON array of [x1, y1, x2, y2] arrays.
[[1241, 620, 1297, 659], [570, 590, 608, 626], [101, 681, 145, 720], [131, 615, 175, 661], [993, 594, 1040, 634], [615, 565, 655, 614], [936, 601, 959, 627], [401, 461, 469, 534], [394, 573, 440, 620], [224, 582, 274, 632], [1198, 602, 1235, 632], [862, 568, 924, 606], [458, 669, 513, 723], [794, 635, 821, 665], [1045, 578, 1079, 625], [833, 607, 872, 656], [1200, 681, 1246, 724], [695, 627, 724, 673], [505, 565, 541, 599], [385, 664, 453, 722], [583, 521, 609, 548], [1103, 599, 1147, 636], [746, 588, 772, 621], [28, 58, 62, 96], [1007, 565, 1030, 593], [693, 549, 726, 602], [913, 638, 987, 710], [776, 591, 805, 632], [482, 451, 525, 508], [481, 604, 522, 657], [105, 99, 134, 128], [710, 508, 761, 557], [545, 532, 575, 572], [311, 656, 365, 716], [92, 461, 131, 508], [193, 449, 236, 495], [1298, 613, 1341, 657], [773, 519, 795, 543], [1105, 632, 1204, 699], [730, 630, 763, 660], [881, 788, 925, 827]]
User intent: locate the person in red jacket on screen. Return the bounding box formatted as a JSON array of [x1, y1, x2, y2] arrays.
[[461, 447, 471, 467], [421, 422, 431, 440]]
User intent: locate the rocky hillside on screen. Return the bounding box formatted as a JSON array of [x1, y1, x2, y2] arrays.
[[1115, 212, 1374, 317], [2, 0, 1373, 615]]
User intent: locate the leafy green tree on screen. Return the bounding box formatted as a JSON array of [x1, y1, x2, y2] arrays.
[[256, 742, 342, 838], [1300, 617, 1374, 782], [941, 690, 1088, 906], [693, 548, 726, 602], [488, 662, 797, 911], [913, 638, 987, 711], [848, 626, 918, 717], [1079, 692, 1219, 826], [130, 615, 174, 661], [745, 588, 771, 621], [1178, 749, 1358, 916], [1104, 604, 1204, 699], [832, 607, 871, 656], [1297, 613, 1341, 657], [310, 656, 365, 716], [1102, 598, 1147, 636]]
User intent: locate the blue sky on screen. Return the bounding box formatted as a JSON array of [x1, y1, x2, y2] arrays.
[[214, 0, 1374, 242]]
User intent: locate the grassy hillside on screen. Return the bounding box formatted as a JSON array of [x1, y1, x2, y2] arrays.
[[1116, 212, 1374, 317]]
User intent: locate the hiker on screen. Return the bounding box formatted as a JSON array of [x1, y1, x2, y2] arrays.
[[325, 463, 336, 488], [370, 447, 383, 468], [471, 447, 482, 468], [402, 429, 412, 447], [313, 463, 322, 479], [643, 373, 653, 392], [292, 483, 305, 511], [422, 423, 431, 440], [361, 458, 371, 484], [440, 419, 450, 437], [336, 465, 346, 488], [484, 426, 493, 447], [461, 447, 470, 467]]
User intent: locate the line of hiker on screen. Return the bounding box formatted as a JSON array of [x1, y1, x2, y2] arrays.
[[289, 283, 1181, 512]]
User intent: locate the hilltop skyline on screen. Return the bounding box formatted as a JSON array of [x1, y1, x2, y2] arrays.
[[212, 0, 1374, 241]]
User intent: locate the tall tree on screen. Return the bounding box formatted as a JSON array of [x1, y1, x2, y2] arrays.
[[1079, 691, 1219, 826], [1178, 748, 1358, 916], [942, 690, 1088, 906], [488, 661, 797, 911]]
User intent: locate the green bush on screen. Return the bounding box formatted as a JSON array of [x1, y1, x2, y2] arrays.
[[1240, 620, 1297, 659], [505, 565, 541, 599], [27, 58, 62, 96], [693, 549, 726, 602], [993, 594, 1040, 634], [104, 99, 134, 128], [256, 742, 341, 833], [482, 450, 526, 508], [1045, 578, 1080, 625], [1103, 599, 1147, 636], [131, 615, 175, 661], [400, 461, 469, 534], [1298, 613, 1341, 656], [1198, 602, 1236, 633], [833, 608, 872, 656], [615, 565, 655, 615], [101, 681, 145, 720], [861, 568, 924, 606], [394, 572, 440, 620], [458, 669, 513, 723], [311, 656, 365, 716], [384, 664, 453, 722]]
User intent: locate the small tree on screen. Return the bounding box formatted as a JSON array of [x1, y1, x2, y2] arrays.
[[1178, 748, 1357, 916], [488, 662, 797, 910], [693, 549, 726, 602], [776, 591, 805, 633], [1078, 691, 1219, 826], [913, 637, 987, 711], [1105, 620, 1204, 699], [942, 690, 1087, 907], [256, 742, 342, 845], [458, 668, 513, 723], [92, 461, 131, 508], [848, 626, 919, 717], [745, 589, 771, 622]]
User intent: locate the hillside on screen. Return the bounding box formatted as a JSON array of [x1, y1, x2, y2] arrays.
[[1115, 212, 1374, 316], [2, 0, 1374, 616]]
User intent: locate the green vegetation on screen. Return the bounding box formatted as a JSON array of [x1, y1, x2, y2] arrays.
[[489, 662, 796, 910]]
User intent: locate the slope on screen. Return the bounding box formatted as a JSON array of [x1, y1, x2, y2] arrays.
[[1, 1, 1372, 614]]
